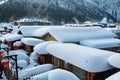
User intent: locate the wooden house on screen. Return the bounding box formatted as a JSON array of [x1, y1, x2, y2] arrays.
[[21, 38, 44, 52], [33, 41, 57, 64], [47, 43, 120, 80], [48, 26, 120, 52]]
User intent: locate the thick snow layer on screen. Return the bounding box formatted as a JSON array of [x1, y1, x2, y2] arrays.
[[9, 52, 30, 64], [13, 41, 22, 46], [11, 26, 20, 34], [30, 70, 50, 80], [34, 41, 57, 54], [30, 52, 38, 62], [17, 60, 28, 67], [9, 49, 28, 55], [0, 43, 9, 48], [0, 37, 5, 42], [19, 26, 47, 37], [33, 27, 49, 37], [5, 33, 23, 42], [108, 54, 120, 69], [21, 38, 44, 46], [48, 26, 116, 42], [47, 43, 116, 72], [48, 69, 79, 80], [105, 71, 120, 80], [18, 64, 53, 80], [80, 38, 120, 48]]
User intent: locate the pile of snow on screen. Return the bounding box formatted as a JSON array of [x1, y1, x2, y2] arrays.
[[34, 41, 57, 54], [105, 71, 120, 80], [48, 69, 79, 80], [30, 70, 50, 80], [21, 38, 44, 46], [0, 37, 5, 42], [0, 43, 9, 48], [5, 33, 23, 42], [9, 49, 28, 55], [108, 54, 120, 69], [80, 38, 120, 48], [18, 64, 54, 80], [47, 43, 116, 72], [30, 52, 38, 62], [9, 52, 30, 64], [17, 60, 28, 67], [13, 41, 22, 47], [48, 26, 116, 42], [19, 26, 46, 37]]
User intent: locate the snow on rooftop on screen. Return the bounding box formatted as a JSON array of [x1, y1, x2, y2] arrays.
[[34, 41, 57, 54], [80, 38, 120, 48], [47, 43, 117, 72], [33, 27, 49, 37], [48, 69, 79, 80], [21, 38, 44, 46], [18, 64, 54, 80], [48, 26, 116, 42], [108, 54, 120, 69], [30, 52, 38, 62], [17, 60, 28, 68], [13, 41, 22, 47], [5, 33, 23, 42], [105, 71, 120, 80], [30, 70, 50, 80], [0, 43, 9, 48], [19, 26, 48, 37]]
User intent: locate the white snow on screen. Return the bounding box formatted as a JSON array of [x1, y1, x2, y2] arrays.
[[18, 64, 54, 80], [30, 52, 38, 62], [33, 27, 49, 37], [0, 43, 9, 48], [19, 26, 48, 37], [9, 52, 30, 64], [108, 54, 120, 69], [17, 60, 28, 67], [21, 38, 44, 46], [34, 41, 57, 54], [13, 41, 22, 47], [5, 33, 23, 42], [80, 38, 120, 48], [47, 43, 116, 72], [105, 71, 120, 80], [30, 70, 50, 80], [48, 26, 116, 42], [48, 69, 79, 80]]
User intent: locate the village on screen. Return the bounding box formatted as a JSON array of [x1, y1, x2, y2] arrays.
[[0, 18, 120, 80]]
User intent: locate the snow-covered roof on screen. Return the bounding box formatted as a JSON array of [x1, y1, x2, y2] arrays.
[[33, 27, 49, 37], [48, 69, 79, 80], [80, 38, 120, 48], [19, 26, 49, 37], [34, 41, 57, 54], [13, 41, 22, 47], [48, 26, 116, 42], [18, 64, 53, 80], [21, 38, 44, 46], [47, 43, 117, 72], [17, 60, 28, 67], [30, 70, 50, 80], [108, 54, 120, 69], [105, 71, 120, 80], [0, 43, 9, 48], [5, 33, 23, 42]]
